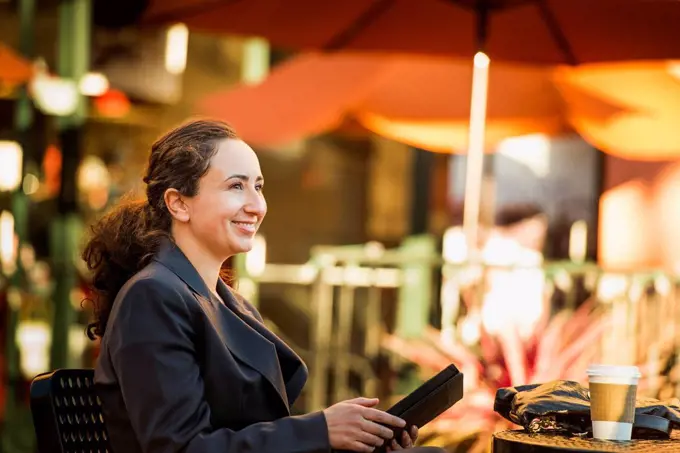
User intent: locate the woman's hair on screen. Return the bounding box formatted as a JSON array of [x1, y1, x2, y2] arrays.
[[82, 119, 238, 340]]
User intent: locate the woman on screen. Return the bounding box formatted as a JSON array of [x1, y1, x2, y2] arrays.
[[84, 120, 432, 453]]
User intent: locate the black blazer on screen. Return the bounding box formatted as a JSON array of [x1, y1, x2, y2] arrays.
[[95, 241, 330, 453]]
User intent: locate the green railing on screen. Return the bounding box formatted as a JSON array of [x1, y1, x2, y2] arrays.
[[234, 234, 680, 412]]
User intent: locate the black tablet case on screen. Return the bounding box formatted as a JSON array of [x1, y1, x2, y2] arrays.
[[335, 364, 464, 453], [387, 364, 464, 428]]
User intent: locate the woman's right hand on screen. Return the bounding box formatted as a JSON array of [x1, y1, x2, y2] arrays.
[[323, 397, 406, 452]]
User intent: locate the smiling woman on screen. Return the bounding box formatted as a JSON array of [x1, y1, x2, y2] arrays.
[[83, 119, 240, 339], [163, 136, 268, 287], [81, 119, 428, 453]]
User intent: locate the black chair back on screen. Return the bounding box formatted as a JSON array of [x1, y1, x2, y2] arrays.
[[30, 369, 111, 453]]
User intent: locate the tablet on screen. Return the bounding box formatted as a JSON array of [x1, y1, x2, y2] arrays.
[[334, 364, 464, 453], [386, 363, 464, 429]]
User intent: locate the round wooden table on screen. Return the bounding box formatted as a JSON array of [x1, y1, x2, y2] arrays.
[[492, 430, 680, 452]]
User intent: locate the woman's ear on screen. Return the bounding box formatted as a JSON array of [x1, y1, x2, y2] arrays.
[[164, 188, 190, 223]]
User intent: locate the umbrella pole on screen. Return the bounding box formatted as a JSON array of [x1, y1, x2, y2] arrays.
[[462, 52, 490, 255], [462, 1, 491, 256]]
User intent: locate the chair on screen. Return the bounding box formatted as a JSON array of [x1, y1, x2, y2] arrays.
[[30, 369, 112, 453]]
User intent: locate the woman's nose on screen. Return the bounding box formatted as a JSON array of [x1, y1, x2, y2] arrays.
[[245, 191, 267, 216]]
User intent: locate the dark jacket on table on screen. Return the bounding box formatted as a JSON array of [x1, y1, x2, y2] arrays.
[[95, 241, 330, 453]]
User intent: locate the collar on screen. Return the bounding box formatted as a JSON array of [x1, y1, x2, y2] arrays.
[[154, 238, 215, 301], [153, 239, 292, 413]]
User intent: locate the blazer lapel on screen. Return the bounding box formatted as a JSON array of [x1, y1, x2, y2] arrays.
[[216, 282, 308, 406], [212, 287, 291, 412], [153, 241, 290, 413], [217, 280, 308, 407]]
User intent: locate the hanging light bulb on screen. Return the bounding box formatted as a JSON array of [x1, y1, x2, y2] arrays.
[[0, 141, 23, 191], [30, 60, 78, 116], [79, 72, 109, 97], [0, 210, 17, 275], [16, 320, 52, 378], [165, 23, 189, 75]]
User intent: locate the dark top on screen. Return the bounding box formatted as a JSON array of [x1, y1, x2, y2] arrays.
[[95, 241, 330, 453]]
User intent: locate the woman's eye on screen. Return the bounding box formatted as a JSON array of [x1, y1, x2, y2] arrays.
[[255, 184, 264, 192], [231, 182, 243, 190]]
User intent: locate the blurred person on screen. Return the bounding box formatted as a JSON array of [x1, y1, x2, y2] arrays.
[[494, 203, 548, 254], [82, 119, 429, 453]]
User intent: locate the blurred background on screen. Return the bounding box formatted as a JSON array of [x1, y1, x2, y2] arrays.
[[2, 0, 680, 451]]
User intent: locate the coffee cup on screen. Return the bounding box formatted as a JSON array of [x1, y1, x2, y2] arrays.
[[587, 365, 641, 440]]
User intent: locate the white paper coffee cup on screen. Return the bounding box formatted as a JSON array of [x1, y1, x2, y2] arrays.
[[587, 365, 641, 441]]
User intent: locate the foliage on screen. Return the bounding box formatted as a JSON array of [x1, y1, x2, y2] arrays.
[[382, 300, 612, 453]]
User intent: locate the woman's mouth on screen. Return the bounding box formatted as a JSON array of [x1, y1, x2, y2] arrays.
[[231, 221, 257, 235]]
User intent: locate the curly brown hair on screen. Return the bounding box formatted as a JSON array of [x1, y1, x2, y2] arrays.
[[82, 119, 238, 340]]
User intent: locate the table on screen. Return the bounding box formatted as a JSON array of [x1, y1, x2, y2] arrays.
[[492, 430, 680, 453]]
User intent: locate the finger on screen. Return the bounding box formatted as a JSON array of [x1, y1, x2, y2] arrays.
[[356, 431, 385, 448], [361, 418, 395, 440], [401, 430, 412, 448], [389, 438, 401, 451], [348, 441, 375, 453], [362, 408, 406, 428], [347, 397, 380, 407], [410, 425, 419, 440]]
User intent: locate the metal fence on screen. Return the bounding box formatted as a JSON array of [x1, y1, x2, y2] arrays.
[[233, 235, 680, 413]]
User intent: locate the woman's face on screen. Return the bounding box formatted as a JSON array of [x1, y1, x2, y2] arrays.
[[182, 138, 267, 258]]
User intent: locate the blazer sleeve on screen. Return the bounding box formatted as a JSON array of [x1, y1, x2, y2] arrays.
[[106, 278, 330, 453]]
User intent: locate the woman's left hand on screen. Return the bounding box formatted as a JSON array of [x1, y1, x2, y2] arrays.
[[386, 425, 418, 451]]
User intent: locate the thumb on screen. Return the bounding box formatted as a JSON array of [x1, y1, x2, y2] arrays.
[[345, 397, 379, 407]]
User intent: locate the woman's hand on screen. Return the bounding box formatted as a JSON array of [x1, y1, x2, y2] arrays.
[[323, 397, 406, 452], [386, 425, 418, 451]]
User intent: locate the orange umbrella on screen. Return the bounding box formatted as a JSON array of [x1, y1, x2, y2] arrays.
[[198, 54, 389, 146], [150, 0, 680, 250], [0, 43, 33, 90], [143, 0, 680, 64], [197, 53, 621, 152], [555, 61, 680, 161]]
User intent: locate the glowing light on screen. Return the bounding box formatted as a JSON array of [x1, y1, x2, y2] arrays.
[[0, 141, 23, 191], [165, 23, 189, 75], [79, 72, 109, 97]]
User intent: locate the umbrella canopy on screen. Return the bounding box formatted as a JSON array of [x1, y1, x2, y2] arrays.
[[0, 42, 33, 89], [143, 0, 680, 64], [555, 61, 680, 161], [150, 0, 680, 250], [197, 53, 622, 152]]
